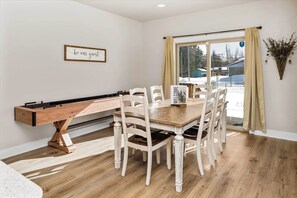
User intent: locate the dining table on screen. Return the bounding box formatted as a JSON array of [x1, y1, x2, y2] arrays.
[[113, 98, 226, 192]]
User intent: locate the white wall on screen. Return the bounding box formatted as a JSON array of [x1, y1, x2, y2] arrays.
[[0, 1, 4, 151], [0, 0, 142, 151], [141, 0, 297, 134]]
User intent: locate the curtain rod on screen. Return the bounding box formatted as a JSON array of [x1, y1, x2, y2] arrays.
[[163, 26, 262, 39]]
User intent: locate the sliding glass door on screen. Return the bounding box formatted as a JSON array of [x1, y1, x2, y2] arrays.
[[176, 38, 245, 127]]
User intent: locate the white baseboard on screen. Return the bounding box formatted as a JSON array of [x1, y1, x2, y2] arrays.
[[250, 129, 297, 142], [0, 119, 112, 160]]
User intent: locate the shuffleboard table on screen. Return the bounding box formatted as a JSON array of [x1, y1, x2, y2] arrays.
[[14, 92, 128, 153]]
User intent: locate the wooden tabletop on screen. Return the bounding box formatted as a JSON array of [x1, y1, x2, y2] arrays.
[[114, 98, 204, 128]]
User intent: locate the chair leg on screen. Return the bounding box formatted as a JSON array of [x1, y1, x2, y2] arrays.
[[196, 143, 204, 176], [146, 151, 152, 186], [211, 130, 217, 161], [207, 138, 214, 166], [156, 149, 160, 164], [122, 146, 129, 177], [143, 151, 147, 162], [222, 108, 227, 144], [218, 126, 223, 153], [166, 141, 171, 170], [172, 137, 175, 155], [132, 148, 136, 155]]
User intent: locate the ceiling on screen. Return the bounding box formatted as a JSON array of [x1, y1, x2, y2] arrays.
[[73, 0, 259, 22]]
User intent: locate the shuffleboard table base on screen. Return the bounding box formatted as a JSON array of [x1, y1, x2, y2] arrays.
[[48, 141, 76, 153], [48, 118, 76, 153]]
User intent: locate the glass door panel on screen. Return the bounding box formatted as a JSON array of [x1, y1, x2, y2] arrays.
[[178, 44, 207, 85], [210, 41, 245, 126]]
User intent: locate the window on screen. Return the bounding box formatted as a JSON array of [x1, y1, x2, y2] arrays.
[[178, 44, 207, 84], [176, 38, 245, 126]]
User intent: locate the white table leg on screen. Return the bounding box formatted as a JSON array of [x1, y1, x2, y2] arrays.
[[174, 131, 184, 192], [114, 116, 122, 169], [222, 107, 227, 144]]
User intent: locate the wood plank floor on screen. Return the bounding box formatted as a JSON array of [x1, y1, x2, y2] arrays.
[[3, 128, 297, 198]]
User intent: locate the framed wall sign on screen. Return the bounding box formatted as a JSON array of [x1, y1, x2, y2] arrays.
[[64, 45, 106, 62]]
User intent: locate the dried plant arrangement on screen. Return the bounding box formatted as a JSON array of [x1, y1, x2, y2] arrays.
[[264, 33, 297, 80]]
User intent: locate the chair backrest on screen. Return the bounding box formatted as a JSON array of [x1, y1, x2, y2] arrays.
[[150, 85, 165, 103], [120, 94, 152, 147], [196, 91, 217, 141], [129, 87, 148, 107], [213, 88, 227, 130], [193, 84, 212, 99]]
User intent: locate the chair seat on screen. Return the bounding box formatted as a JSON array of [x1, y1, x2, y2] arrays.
[[151, 128, 163, 133], [183, 127, 208, 140], [167, 127, 207, 140], [129, 133, 171, 146], [167, 131, 177, 136], [191, 121, 209, 130]]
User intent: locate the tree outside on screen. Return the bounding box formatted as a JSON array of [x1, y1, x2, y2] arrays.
[[179, 45, 206, 78]]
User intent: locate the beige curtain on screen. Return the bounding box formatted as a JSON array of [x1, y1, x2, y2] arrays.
[[162, 36, 174, 99], [243, 28, 266, 132]]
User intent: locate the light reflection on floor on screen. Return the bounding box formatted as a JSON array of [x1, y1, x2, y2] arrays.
[[8, 135, 123, 179], [7, 131, 240, 180]]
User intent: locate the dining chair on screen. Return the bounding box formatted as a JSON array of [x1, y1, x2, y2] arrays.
[[210, 88, 227, 160], [150, 85, 165, 103], [150, 85, 178, 155], [130, 87, 148, 106], [120, 94, 171, 186], [129, 88, 148, 160], [183, 91, 217, 176], [192, 84, 212, 99], [188, 84, 213, 136], [129, 87, 163, 162]]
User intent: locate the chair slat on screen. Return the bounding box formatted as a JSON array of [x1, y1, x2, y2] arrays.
[[121, 95, 145, 105], [123, 106, 145, 116], [153, 93, 163, 98], [130, 88, 146, 96], [126, 117, 146, 127], [127, 127, 147, 138], [193, 84, 212, 99], [150, 85, 165, 103]]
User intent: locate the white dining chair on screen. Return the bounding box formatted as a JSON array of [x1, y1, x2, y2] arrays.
[[120, 94, 171, 186], [211, 88, 227, 160], [192, 84, 212, 99], [150, 85, 165, 103], [129, 87, 164, 163], [188, 84, 213, 134], [183, 91, 217, 176], [129, 88, 148, 160], [150, 85, 177, 155]]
